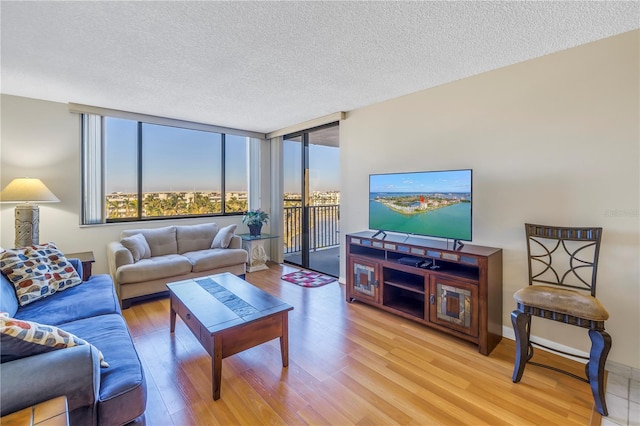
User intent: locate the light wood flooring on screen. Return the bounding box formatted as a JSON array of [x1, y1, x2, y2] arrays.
[[122, 262, 601, 425]]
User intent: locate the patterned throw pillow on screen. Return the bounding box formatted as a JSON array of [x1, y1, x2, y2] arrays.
[[0, 312, 109, 367], [0, 243, 83, 306]]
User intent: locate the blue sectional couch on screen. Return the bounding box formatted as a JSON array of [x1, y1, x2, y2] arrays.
[[0, 259, 147, 426]]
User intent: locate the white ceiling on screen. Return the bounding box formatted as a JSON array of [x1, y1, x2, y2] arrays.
[[1, 1, 638, 134]]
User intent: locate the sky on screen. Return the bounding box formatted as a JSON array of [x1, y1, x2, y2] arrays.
[[369, 169, 472, 194], [105, 117, 341, 194], [283, 140, 340, 193], [105, 117, 247, 193]]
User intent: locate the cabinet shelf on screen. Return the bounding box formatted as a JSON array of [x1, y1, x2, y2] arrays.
[[383, 297, 424, 318], [382, 266, 425, 294], [384, 280, 424, 294], [346, 231, 503, 356], [429, 266, 479, 282]]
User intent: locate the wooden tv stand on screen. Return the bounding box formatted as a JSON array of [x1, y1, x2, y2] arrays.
[[346, 231, 503, 355]]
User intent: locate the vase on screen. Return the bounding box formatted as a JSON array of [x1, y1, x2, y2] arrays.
[[248, 223, 262, 237]]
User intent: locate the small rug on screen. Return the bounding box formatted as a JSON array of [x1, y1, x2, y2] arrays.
[[281, 270, 336, 288]]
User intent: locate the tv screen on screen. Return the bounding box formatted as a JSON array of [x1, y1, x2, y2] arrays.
[[369, 169, 472, 241]]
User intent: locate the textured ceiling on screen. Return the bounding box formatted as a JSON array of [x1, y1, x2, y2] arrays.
[[1, 1, 638, 134]]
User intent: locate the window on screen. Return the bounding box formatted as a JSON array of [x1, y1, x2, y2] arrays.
[[82, 113, 254, 224], [224, 134, 249, 213]]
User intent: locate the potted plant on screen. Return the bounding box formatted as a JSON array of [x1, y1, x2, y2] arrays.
[[242, 208, 269, 237]]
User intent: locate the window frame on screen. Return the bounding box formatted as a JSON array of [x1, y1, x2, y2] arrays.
[[79, 108, 264, 225]]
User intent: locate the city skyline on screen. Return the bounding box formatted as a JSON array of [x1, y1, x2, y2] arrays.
[[105, 189, 340, 220]]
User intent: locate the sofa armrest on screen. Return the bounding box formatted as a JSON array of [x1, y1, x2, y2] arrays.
[[107, 241, 134, 271], [68, 258, 83, 280], [228, 235, 242, 249], [106, 241, 134, 298], [0, 345, 101, 418]]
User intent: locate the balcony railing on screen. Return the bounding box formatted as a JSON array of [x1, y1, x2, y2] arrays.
[[284, 205, 340, 254]]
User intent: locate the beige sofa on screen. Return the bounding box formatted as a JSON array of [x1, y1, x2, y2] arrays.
[[107, 222, 248, 308]]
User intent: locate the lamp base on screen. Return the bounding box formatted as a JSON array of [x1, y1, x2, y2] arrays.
[[15, 204, 39, 248]]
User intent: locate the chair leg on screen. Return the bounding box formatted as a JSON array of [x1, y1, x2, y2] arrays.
[[511, 309, 531, 383], [588, 329, 612, 417]]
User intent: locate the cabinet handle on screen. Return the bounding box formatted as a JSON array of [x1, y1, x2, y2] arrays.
[[186, 313, 192, 320], [429, 294, 435, 304], [373, 279, 379, 287]]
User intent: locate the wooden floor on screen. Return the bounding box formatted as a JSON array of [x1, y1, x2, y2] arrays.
[[122, 263, 601, 426]]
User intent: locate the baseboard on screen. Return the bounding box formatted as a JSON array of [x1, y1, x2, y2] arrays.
[[502, 325, 639, 378], [502, 325, 589, 363], [605, 360, 640, 381]]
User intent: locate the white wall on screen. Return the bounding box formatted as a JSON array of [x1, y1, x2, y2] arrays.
[[0, 95, 248, 274], [340, 30, 639, 368]]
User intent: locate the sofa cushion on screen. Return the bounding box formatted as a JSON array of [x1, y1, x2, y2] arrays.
[[61, 314, 146, 426], [183, 248, 249, 273], [176, 223, 218, 254], [211, 224, 237, 249], [122, 226, 177, 257], [120, 233, 151, 262], [0, 312, 108, 367], [117, 254, 193, 285], [0, 243, 82, 306], [14, 274, 120, 326]]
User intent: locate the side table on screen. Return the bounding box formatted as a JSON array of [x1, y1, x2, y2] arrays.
[[66, 251, 95, 281], [1, 396, 69, 426], [237, 234, 279, 272]]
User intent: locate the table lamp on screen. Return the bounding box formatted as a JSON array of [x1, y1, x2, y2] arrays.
[[0, 177, 60, 248]]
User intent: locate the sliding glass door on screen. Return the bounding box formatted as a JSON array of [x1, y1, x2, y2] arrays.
[[283, 135, 304, 266], [283, 124, 340, 277]]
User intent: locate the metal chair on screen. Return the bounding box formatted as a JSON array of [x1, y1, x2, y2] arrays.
[[512, 224, 611, 416]]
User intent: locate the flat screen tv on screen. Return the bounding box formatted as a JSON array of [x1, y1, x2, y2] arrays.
[[369, 169, 472, 242]]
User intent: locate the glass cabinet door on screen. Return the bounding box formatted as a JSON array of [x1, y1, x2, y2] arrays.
[[429, 276, 478, 337], [348, 257, 379, 303]]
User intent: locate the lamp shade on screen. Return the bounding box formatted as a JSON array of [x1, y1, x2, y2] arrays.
[[0, 178, 60, 203]]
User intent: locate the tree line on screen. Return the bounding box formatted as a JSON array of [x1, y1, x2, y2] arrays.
[[106, 192, 247, 219]]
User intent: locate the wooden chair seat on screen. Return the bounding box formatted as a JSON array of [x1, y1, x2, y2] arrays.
[[514, 285, 609, 322]]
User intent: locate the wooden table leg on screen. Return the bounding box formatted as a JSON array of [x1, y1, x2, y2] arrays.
[[169, 299, 176, 333], [212, 334, 223, 400], [279, 312, 289, 367]]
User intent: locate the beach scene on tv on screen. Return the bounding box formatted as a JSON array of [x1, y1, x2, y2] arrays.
[[369, 170, 472, 241]]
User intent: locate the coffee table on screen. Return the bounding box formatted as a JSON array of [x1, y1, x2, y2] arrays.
[[167, 272, 293, 400]]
